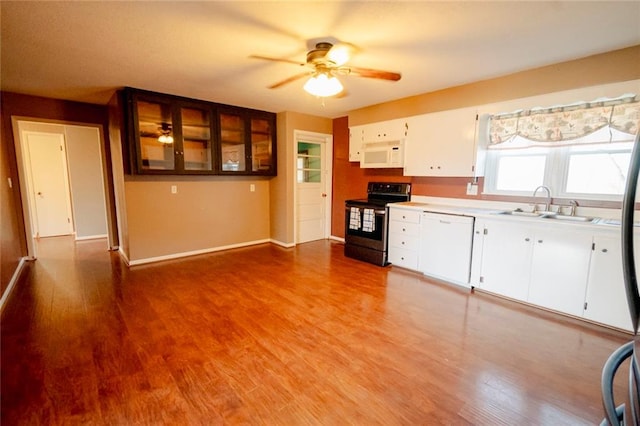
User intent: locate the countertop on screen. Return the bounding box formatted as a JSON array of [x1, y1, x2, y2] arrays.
[[389, 201, 628, 231]]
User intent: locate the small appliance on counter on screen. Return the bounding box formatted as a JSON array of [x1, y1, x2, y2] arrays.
[[344, 182, 411, 266]]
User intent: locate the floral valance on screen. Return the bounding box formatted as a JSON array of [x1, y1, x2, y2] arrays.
[[489, 94, 640, 148]]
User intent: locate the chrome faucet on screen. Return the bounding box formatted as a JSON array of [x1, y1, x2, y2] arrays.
[[532, 185, 551, 212], [568, 200, 578, 216]]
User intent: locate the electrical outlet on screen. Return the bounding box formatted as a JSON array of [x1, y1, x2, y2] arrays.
[[466, 182, 478, 196], [171, 185, 177, 194], [250, 184, 255, 192]]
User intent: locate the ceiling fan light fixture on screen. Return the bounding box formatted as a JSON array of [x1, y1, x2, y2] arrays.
[[158, 134, 174, 144], [158, 122, 174, 144], [303, 72, 343, 97]]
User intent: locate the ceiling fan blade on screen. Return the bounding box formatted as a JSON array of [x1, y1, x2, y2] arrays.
[[349, 66, 402, 81], [268, 72, 310, 89], [249, 54, 305, 67]]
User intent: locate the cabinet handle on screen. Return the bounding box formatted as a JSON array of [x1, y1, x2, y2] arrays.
[[402, 228, 406, 232], [401, 257, 405, 260], [440, 220, 450, 224], [538, 240, 543, 243], [602, 248, 608, 253], [401, 241, 405, 245], [525, 238, 530, 242]]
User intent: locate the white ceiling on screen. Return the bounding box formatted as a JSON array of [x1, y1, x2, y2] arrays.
[[2, 1, 639, 118]]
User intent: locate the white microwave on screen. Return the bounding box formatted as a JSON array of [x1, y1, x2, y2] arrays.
[[360, 139, 404, 168]]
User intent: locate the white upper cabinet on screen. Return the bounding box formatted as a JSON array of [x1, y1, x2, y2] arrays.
[[403, 107, 479, 177], [349, 119, 407, 165], [361, 118, 407, 142], [348, 125, 364, 162]]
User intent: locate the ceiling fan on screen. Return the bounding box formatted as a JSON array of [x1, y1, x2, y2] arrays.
[[250, 42, 401, 97]]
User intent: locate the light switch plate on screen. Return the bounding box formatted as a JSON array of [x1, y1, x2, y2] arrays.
[[171, 185, 177, 194], [466, 182, 478, 196], [250, 184, 255, 192]]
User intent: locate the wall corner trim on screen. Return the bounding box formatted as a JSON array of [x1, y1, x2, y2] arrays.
[[270, 239, 296, 248], [0, 257, 30, 314]]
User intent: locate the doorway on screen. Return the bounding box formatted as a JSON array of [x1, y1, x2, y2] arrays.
[[13, 119, 111, 259], [295, 131, 332, 244]]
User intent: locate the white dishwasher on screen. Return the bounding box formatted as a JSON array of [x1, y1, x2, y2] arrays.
[[419, 211, 475, 286]]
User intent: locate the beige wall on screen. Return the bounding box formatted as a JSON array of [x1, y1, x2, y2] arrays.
[[112, 107, 331, 262], [349, 45, 640, 124], [270, 111, 333, 245], [124, 178, 271, 261]]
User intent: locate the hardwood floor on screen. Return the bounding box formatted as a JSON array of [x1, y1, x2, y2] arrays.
[[1, 236, 630, 425]]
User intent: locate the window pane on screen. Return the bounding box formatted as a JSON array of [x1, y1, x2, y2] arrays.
[[496, 155, 546, 192], [566, 152, 630, 195], [297, 141, 321, 183]]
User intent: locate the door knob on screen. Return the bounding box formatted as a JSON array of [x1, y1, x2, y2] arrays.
[[321, 193, 327, 197]]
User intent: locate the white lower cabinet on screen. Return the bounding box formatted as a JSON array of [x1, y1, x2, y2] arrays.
[[475, 218, 533, 302], [583, 235, 635, 332], [388, 208, 421, 270], [527, 227, 592, 317], [473, 218, 634, 331], [390, 206, 635, 332], [419, 212, 474, 286]]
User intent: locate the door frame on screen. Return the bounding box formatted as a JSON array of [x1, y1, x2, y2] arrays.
[[293, 130, 333, 245], [12, 117, 114, 259]]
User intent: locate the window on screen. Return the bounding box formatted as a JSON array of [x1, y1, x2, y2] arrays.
[[492, 149, 548, 193], [483, 95, 639, 201], [563, 143, 632, 197]]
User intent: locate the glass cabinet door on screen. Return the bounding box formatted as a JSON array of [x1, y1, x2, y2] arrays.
[[181, 106, 213, 172], [135, 99, 175, 171], [251, 118, 273, 173], [219, 112, 246, 172]]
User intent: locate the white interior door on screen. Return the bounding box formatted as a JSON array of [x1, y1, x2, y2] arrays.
[[25, 132, 74, 237], [296, 135, 330, 243]]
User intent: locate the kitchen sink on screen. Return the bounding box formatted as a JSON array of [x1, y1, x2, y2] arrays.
[[496, 209, 594, 223], [541, 214, 594, 223], [498, 210, 542, 217]]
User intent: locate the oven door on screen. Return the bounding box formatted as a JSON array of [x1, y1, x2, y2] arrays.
[[344, 205, 387, 250]]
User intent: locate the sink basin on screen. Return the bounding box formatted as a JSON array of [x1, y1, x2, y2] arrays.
[[542, 215, 594, 223], [496, 210, 593, 223], [499, 210, 542, 217]]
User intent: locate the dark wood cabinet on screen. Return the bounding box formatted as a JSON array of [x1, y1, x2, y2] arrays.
[[218, 108, 276, 175], [115, 88, 276, 176]]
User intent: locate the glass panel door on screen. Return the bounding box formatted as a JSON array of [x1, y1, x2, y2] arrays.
[[220, 113, 246, 172], [136, 100, 175, 171], [251, 118, 273, 173], [181, 106, 212, 171], [297, 141, 321, 183]]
